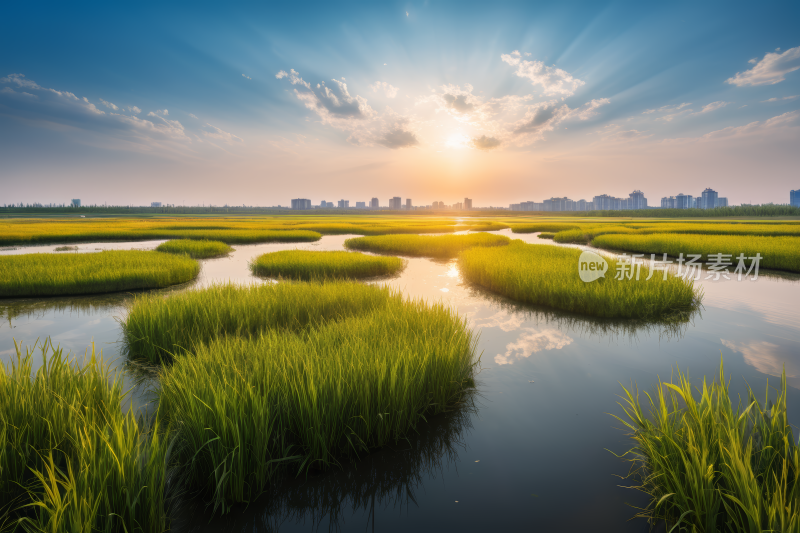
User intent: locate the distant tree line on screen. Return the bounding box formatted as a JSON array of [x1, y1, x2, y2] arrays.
[[572, 204, 800, 218]]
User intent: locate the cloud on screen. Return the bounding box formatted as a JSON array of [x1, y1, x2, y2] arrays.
[[188, 113, 198, 119], [442, 93, 475, 113], [512, 101, 571, 138], [471, 135, 501, 150], [598, 124, 652, 143], [501, 50, 585, 96], [99, 98, 118, 111], [690, 101, 731, 115], [663, 110, 799, 144], [368, 81, 398, 98], [275, 69, 311, 89], [1, 73, 41, 90], [202, 123, 243, 143], [148, 109, 168, 116], [494, 328, 573, 365], [726, 46, 800, 86], [568, 98, 610, 120], [377, 128, 418, 148], [721, 339, 799, 379], [125, 105, 141, 114], [762, 95, 799, 102], [242, 74, 251, 80]]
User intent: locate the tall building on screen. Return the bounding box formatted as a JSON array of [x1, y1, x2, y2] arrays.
[[71, 199, 81, 207], [337, 199, 349, 208], [700, 188, 718, 209], [716, 197, 728, 208], [356, 201, 366, 208], [453, 202, 463, 210], [432, 201, 444, 209], [291, 198, 311, 210], [405, 198, 412, 209], [389, 197, 402, 209], [675, 194, 692, 209], [319, 200, 327, 208], [464, 198, 472, 210], [628, 190, 647, 210], [370, 197, 379, 209], [151, 202, 162, 208], [792, 190, 800, 208]]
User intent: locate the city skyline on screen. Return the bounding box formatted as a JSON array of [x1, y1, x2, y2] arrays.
[[1, 2, 799, 206]]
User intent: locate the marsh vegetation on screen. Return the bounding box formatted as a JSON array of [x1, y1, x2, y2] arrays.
[[344, 233, 510, 259], [249, 250, 404, 280], [156, 239, 232, 259]]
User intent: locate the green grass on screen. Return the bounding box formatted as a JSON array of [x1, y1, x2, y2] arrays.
[[249, 250, 404, 280], [509, 223, 580, 234], [155, 239, 232, 258], [538, 232, 556, 239], [591, 233, 800, 273], [458, 241, 702, 320], [0, 250, 199, 298], [53, 246, 78, 252], [613, 361, 800, 531], [0, 340, 172, 532], [344, 233, 510, 259], [124, 282, 477, 513]]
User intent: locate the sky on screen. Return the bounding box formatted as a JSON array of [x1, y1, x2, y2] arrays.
[[1, 1, 799, 208]]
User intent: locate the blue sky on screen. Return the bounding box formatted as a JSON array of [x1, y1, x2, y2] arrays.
[[1, 1, 799, 207]]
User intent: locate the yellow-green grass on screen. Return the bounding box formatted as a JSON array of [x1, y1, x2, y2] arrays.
[[1, 340, 172, 532], [591, 233, 800, 272], [510, 223, 580, 234], [156, 238, 232, 258], [344, 233, 511, 259], [458, 241, 701, 320], [614, 361, 800, 531], [0, 250, 199, 298], [53, 245, 78, 252], [538, 232, 556, 239], [250, 250, 404, 280], [128, 282, 477, 512]]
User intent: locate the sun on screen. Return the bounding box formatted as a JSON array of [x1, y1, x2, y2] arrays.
[[444, 132, 472, 150]]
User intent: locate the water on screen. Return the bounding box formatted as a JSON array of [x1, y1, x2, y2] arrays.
[[2, 230, 799, 532]]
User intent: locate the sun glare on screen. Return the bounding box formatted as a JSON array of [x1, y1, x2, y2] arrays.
[[445, 133, 472, 150]]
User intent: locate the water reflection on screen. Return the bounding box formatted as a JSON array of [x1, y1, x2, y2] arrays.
[[172, 398, 477, 533]]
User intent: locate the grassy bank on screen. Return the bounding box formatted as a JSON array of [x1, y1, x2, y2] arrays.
[[614, 362, 800, 531], [123, 282, 478, 512], [0, 341, 171, 532], [250, 250, 404, 280], [344, 233, 510, 259], [156, 239, 232, 258], [591, 233, 800, 272], [0, 250, 199, 298], [459, 241, 701, 320], [510, 223, 580, 234], [538, 232, 556, 239]]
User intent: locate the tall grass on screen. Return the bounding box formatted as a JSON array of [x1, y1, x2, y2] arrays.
[[344, 233, 510, 259], [592, 233, 800, 272], [249, 250, 404, 280], [458, 241, 701, 320], [510, 223, 580, 234], [155, 239, 232, 259], [613, 361, 800, 531], [0, 340, 173, 532], [0, 251, 199, 298]]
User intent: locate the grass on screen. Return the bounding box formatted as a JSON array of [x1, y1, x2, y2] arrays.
[[0, 250, 199, 298], [510, 223, 580, 234], [613, 361, 800, 531], [53, 246, 78, 252], [124, 282, 478, 513], [344, 233, 511, 259], [155, 239, 232, 258], [458, 241, 702, 320], [249, 250, 404, 280], [591, 233, 800, 273], [0, 340, 172, 532], [538, 232, 556, 239]]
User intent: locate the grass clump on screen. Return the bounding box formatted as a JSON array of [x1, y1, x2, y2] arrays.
[[125, 282, 477, 512], [458, 241, 701, 320], [156, 239, 232, 258], [613, 361, 800, 531], [344, 233, 510, 259], [0, 250, 199, 298], [510, 223, 580, 234], [592, 233, 800, 273], [0, 340, 172, 532], [538, 232, 556, 239], [53, 245, 78, 252], [249, 250, 404, 280]]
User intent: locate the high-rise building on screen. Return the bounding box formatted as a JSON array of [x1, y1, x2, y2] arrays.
[[405, 198, 412, 209], [628, 190, 647, 210], [319, 200, 327, 208], [389, 197, 402, 209], [453, 202, 463, 210], [291, 198, 311, 210], [337, 200, 349, 208], [716, 197, 728, 208], [675, 194, 692, 209], [791, 190, 800, 208], [370, 197, 379, 209], [700, 188, 718, 209], [71, 199, 81, 207], [464, 198, 472, 210], [356, 201, 366, 208], [151, 202, 162, 208], [432, 201, 444, 209]]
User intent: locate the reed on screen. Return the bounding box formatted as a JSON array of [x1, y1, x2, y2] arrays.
[[458, 241, 701, 320], [591, 233, 800, 272], [0, 340, 173, 532], [344, 233, 510, 259], [249, 250, 404, 280], [538, 232, 556, 239], [509, 223, 580, 234], [155, 239, 232, 258], [613, 361, 800, 531], [0, 251, 199, 298]]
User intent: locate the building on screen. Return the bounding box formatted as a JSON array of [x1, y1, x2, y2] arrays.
[[700, 188, 718, 209], [792, 190, 800, 208], [291, 198, 311, 210], [453, 202, 463, 210], [405, 198, 412, 209], [356, 201, 366, 208], [370, 197, 379, 209], [716, 197, 728, 208], [628, 190, 647, 210], [464, 198, 472, 210], [389, 197, 402, 210], [71, 199, 81, 207], [337, 200, 349, 208], [151, 202, 162, 208], [675, 194, 692, 209]]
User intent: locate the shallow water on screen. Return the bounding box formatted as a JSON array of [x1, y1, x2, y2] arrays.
[[2, 229, 799, 532]]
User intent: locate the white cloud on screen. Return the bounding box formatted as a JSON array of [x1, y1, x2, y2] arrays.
[[762, 95, 799, 102], [369, 81, 398, 98], [597, 124, 652, 143], [99, 98, 118, 111], [1, 73, 41, 90], [726, 46, 800, 86], [188, 113, 198, 119], [242, 74, 252, 80], [663, 110, 799, 144], [501, 50, 585, 96], [275, 69, 311, 89], [690, 101, 731, 115], [471, 135, 501, 150], [125, 105, 141, 114], [568, 98, 610, 120], [202, 123, 243, 143], [721, 339, 797, 379], [494, 328, 573, 365]]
